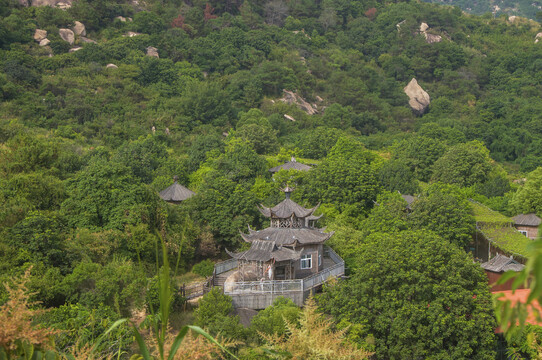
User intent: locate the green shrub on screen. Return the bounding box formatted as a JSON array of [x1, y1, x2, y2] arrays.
[[192, 259, 214, 277]]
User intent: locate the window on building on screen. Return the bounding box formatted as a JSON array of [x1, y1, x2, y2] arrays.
[[300, 254, 312, 269], [519, 230, 528, 237], [318, 254, 322, 267]]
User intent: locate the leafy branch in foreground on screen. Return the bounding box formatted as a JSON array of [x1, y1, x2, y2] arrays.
[[495, 238, 542, 339]]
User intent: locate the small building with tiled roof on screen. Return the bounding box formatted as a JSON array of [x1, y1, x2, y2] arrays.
[[159, 176, 195, 204], [400, 193, 417, 211], [269, 157, 312, 173], [512, 213, 541, 240], [481, 254, 525, 291]]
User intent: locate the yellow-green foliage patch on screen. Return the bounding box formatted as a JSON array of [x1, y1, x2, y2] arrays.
[[478, 226, 532, 258], [471, 201, 532, 258], [471, 202, 512, 226]]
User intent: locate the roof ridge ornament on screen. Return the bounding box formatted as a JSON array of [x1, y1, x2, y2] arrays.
[[281, 186, 295, 199]]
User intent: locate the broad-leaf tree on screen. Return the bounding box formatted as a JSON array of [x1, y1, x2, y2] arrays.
[[319, 230, 496, 360]]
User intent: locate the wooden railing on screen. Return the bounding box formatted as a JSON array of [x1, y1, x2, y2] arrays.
[[214, 258, 238, 275], [181, 277, 212, 299], [325, 246, 344, 265], [224, 279, 303, 295], [224, 247, 345, 295], [302, 262, 344, 291]]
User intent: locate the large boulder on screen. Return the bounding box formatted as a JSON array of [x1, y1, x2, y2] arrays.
[[404, 78, 430, 115], [34, 29, 47, 41], [146, 46, 159, 58], [39, 38, 51, 46], [419, 22, 429, 32], [535, 32, 542, 44], [59, 28, 74, 44], [73, 21, 86, 36], [106, 63, 118, 69]]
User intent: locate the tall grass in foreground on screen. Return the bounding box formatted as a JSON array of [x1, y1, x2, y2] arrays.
[[0, 234, 237, 360], [101, 233, 239, 360]]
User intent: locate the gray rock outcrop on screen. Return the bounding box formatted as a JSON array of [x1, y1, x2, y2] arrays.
[[124, 31, 141, 37], [419, 22, 442, 44], [115, 16, 133, 22], [59, 28, 74, 44], [39, 38, 51, 46], [419, 22, 429, 32], [34, 29, 47, 41], [80, 37, 96, 44], [56, 1, 70, 9], [425, 33, 442, 44], [536, 32, 542, 44], [280, 90, 318, 115], [284, 114, 296, 121], [106, 63, 118, 69], [404, 78, 430, 115], [69, 47, 82, 52], [73, 21, 86, 36], [146, 46, 159, 58], [30, 0, 71, 7]]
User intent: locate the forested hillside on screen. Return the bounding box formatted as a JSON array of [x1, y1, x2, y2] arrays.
[[423, 0, 542, 20], [2, 0, 542, 358]]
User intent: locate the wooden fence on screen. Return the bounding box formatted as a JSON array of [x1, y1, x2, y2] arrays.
[[180, 277, 213, 300]]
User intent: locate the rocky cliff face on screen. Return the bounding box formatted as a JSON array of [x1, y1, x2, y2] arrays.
[[280, 90, 318, 115]]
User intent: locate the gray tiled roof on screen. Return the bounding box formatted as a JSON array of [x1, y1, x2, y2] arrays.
[[481, 253, 525, 273], [259, 198, 318, 219], [269, 157, 312, 172], [240, 227, 332, 246], [159, 181, 195, 202], [512, 213, 542, 227], [227, 240, 302, 262]]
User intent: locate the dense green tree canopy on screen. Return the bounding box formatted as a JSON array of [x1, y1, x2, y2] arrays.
[[392, 135, 446, 182], [319, 230, 496, 360], [510, 167, 542, 216], [303, 137, 381, 211], [431, 141, 493, 187], [1, 0, 541, 355], [410, 183, 475, 248]]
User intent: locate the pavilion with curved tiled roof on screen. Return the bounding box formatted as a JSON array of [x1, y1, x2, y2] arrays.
[[228, 188, 333, 280]]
